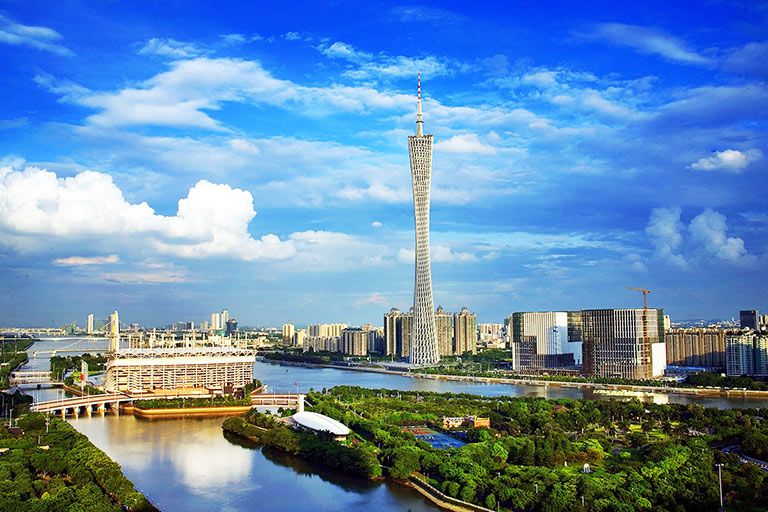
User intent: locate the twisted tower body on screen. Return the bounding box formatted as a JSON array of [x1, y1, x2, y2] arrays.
[[408, 74, 439, 366]]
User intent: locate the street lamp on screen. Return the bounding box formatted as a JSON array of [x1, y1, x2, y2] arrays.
[[715, 463, 725, 512]]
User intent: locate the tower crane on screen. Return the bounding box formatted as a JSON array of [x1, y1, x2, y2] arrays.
[[626, 286, 651, 342]]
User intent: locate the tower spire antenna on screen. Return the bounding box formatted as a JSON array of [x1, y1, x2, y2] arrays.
[[416, 72, 423, 136]]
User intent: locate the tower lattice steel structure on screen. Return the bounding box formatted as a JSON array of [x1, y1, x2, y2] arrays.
[[407, 74, 439, 366]]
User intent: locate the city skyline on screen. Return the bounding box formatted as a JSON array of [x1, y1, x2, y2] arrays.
[[0, 2, 766, 327]]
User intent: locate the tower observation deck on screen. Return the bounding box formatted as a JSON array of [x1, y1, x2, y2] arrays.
[[407, 74, 439, 366]]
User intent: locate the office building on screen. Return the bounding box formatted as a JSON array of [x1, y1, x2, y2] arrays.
[[210, 313, 221, 332], [508, 312, 581, 371], [581, 308, 665, 379], [407, 74, 439, 366], [740, 310, 760, 330]]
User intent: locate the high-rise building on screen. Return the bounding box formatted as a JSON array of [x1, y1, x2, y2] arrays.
[[726, 333, 768, 376], [435, 306, 454, 356], [407, 74, 439, 366], [293, 329, 306, 347], [282, 323, 295, 343], [581, 308, 665, 379], [211, 313, 221, 332], [86, 313, 94, 335], [384, 307, 412, 358], [341, 328, 373, 356], [508, 312, 581, 371], [665, 328, 726, 368], [740, 310, 759, 330], [454, 307, 477, 356], [221, 309, 229, 328], [109, 311, 120, 352]]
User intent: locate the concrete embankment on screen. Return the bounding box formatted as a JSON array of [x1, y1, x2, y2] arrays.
[[124, 404, 253, 418], [407, 476, 494, 512], [409, 372, 768, 397]]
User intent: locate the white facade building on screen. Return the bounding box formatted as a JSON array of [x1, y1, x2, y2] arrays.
[[86, 313, 94, 335]]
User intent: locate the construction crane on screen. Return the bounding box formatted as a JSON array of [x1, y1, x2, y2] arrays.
[[626, 286, 651, 342]]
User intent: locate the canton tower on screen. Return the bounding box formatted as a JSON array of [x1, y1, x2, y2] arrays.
[[408, 74, 439, 366]]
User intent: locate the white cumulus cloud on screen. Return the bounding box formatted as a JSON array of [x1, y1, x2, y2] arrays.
[[688, 149, 762, 172], [0, 165, 295, 261], [434, 134, 496, 155], [645, 207, 687, 268], [689, 209, 756, 264]]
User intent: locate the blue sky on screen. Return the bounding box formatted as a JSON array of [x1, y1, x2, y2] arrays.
[[1, 1, 766, 328]]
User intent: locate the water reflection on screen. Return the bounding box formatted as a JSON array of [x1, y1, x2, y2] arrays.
[[69, 414, 439, 512]]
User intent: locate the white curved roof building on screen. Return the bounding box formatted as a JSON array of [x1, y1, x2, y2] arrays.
[[292, 411, 350, 437]]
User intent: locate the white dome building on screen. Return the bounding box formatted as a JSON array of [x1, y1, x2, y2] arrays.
[[290, 411, 350, 441]]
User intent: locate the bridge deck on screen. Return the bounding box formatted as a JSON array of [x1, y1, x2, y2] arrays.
[[32, 392, 306, 414]]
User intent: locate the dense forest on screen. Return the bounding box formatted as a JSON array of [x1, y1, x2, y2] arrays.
[[0, 413, 155, 511], [229, 386, 768, 512]]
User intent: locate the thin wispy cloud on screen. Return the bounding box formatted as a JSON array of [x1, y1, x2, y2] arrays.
[[54, 254, 121, 266], [585, 23, 711, 65], [138, 37, 208, 58], [0, 14, 73, 56]]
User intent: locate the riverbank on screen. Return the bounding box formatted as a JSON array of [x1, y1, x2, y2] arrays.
[[125, 403, 254, 418], [409, 372, 768, 397], [222, 416, 484, 512], [1, 412, 157, 511], [262, 357, 768, 398]]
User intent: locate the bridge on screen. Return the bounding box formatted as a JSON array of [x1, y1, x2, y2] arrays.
[[9, 370, 57, 386], [32, 337, 111, 358], [31, 392, 308, 417], [251, 393, 306, 412]]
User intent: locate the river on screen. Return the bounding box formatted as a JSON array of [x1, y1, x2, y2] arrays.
[[15, 337, 768, 511]]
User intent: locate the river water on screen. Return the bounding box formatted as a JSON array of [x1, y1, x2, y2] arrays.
[[16, 338, 768, 511]]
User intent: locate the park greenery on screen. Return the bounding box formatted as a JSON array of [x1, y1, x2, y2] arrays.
[[50, 354, 109, 384], [137, 395, 250, 409], [1, 340, 33, 390], [227, 385, 768, 511], [222, 410, 381, 478], [0, 412, 155, 511]]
